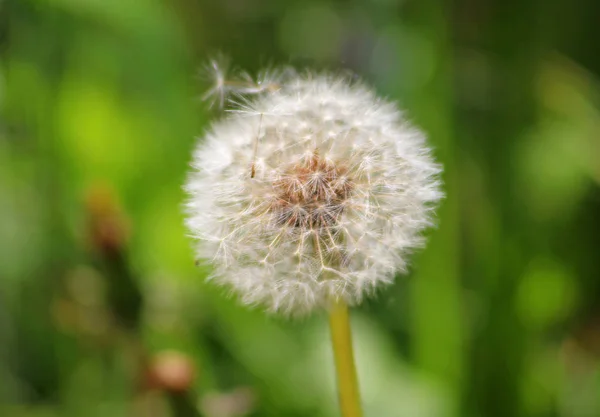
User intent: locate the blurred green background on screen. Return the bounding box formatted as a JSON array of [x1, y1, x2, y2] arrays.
[[2, 0, 600, 416]]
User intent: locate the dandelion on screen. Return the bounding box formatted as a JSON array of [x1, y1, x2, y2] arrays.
[[185, 64, 443, 417], [186, 69, 442, 315]]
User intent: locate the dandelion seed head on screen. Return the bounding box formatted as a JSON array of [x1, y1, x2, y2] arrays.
[[185, 71, 443, 316]]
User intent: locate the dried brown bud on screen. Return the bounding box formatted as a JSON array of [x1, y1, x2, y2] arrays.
[[146, 351, 197, 393]]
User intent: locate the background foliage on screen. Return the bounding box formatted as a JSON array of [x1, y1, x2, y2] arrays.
[[2, 0, 600, 416]]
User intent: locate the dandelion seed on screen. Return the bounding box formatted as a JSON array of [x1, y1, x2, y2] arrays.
[[199, 56, 230, 108], [199, 56, 285, 109], [185, 69, 443, 316]]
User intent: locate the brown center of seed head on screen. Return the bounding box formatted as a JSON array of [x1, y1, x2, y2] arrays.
[[270, 151, 354, 230]]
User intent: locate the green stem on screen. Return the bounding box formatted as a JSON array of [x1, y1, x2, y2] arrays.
[[328, 300, 362, 417]]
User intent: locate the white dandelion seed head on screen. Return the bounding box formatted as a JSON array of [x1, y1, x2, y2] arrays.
[[185, 71, 443, 316]]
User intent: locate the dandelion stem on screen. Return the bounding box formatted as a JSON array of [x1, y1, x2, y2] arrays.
[[328, 299, 362, 417]]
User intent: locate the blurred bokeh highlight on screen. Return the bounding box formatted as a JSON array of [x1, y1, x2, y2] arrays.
[[2, 1, 600, 416]]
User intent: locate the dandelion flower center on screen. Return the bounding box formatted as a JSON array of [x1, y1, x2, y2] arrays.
[[270, 150, 353, 230]]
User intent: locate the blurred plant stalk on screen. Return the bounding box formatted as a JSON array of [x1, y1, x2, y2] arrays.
[[86, 183, 203, 417]]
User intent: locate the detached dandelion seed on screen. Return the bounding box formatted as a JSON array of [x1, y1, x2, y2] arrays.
[[184, 63, 443, 417]]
